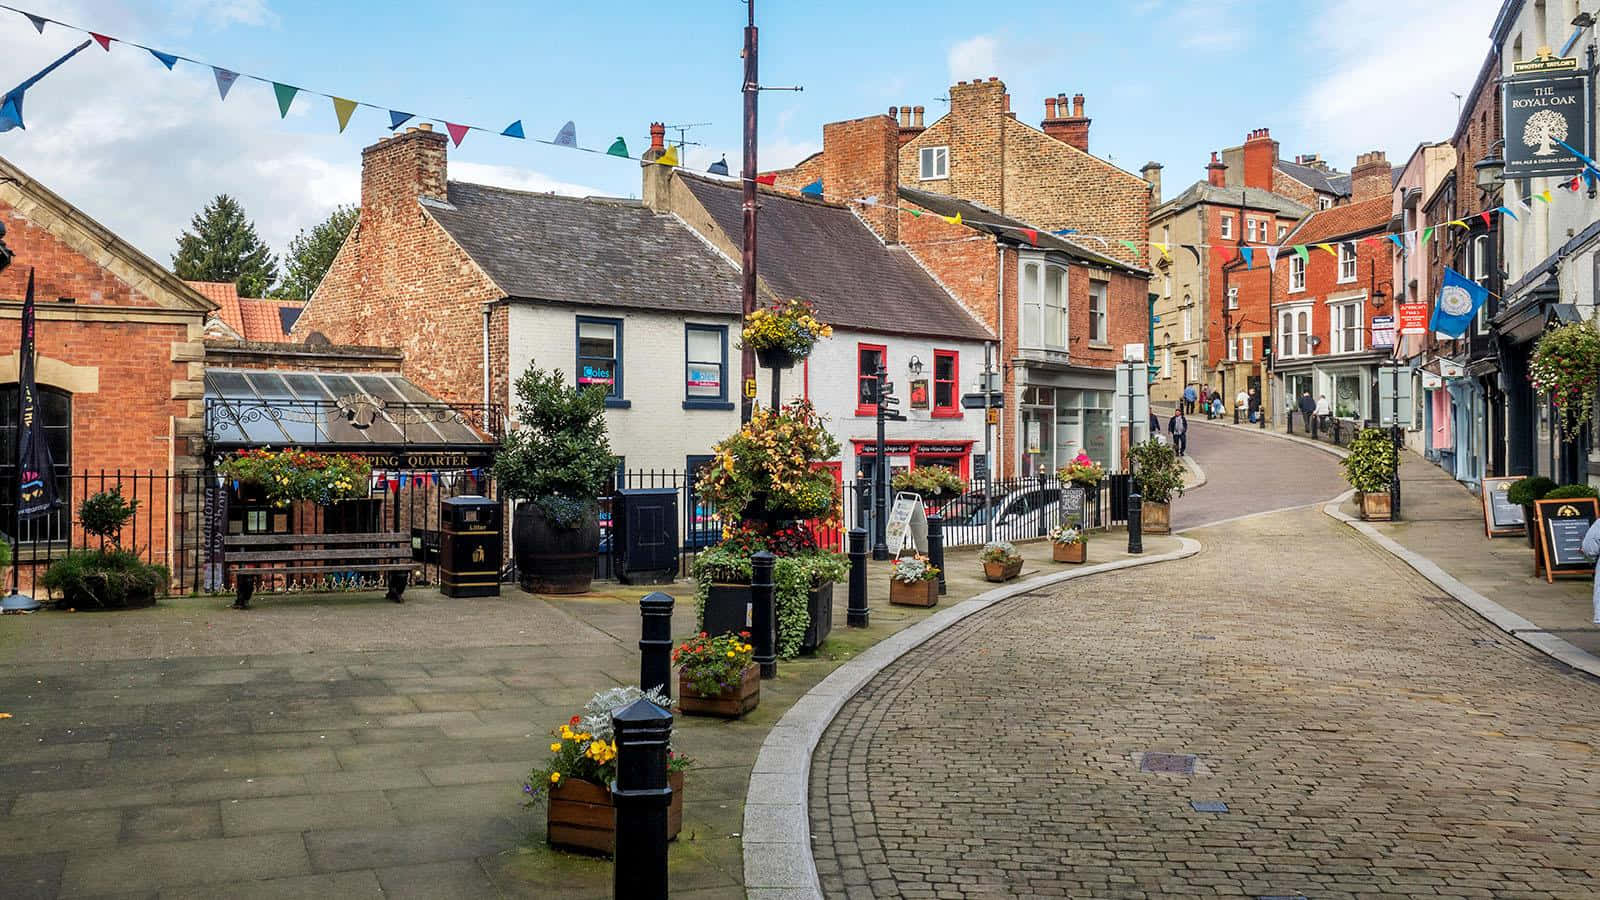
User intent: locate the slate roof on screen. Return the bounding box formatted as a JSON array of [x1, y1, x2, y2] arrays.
[[1153, 182, 1312, 220], [679, 174, 992, 342], [423, 181, 742, 315], [1276, 158, 1352, 198], [1279, 196, 1392, 245], [896, 186, 1149, 276]]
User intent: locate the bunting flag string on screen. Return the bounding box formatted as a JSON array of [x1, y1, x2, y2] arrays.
[[501, 120, 525, 139], [212, 66, 237, 101], [553, 121, 576, 146], [272, 82, 297, 118], [332, 97, 357, 133]]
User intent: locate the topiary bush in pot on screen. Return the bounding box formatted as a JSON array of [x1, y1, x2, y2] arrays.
[[41, 487, 169, 610], [1342, 428, 1398, 520], [1542, 483, 1598, 500], [1127, 437, 1185, 533]]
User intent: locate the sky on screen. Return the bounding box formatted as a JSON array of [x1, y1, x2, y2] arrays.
[[0, 0, 1505, 274]]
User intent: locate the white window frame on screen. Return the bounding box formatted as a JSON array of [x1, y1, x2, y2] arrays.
[[1227, 335, 1238, 361], [1162, 346, 1171, 377], [1247, 218, 1258, 242], [1020, 257, 1068, 350], [919, 146, 948, 180], [1288, 255, 1306, 293], [1227, 286, 1239, 309], [1087, 279, 1109, 344], [1242, 335, 1253, 360], [1473, 235, 1491, 334], [1182, 304, 1192, 341], [1278, 304, 1313, 358], [1337, 242, 1357, 283], [1219, 215, 1233, 239], [1318, 196, 1333, 210], [1331, 300, 1362, 354], [1163, 274, 1172, 298], [1277, 224, 1288, 240]]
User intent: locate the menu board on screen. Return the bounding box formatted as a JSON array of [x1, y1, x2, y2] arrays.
[[1533, 497, 1599, 582], [1480, 476, 1526, 537], [885, 492, 927, 555], [1061, 486, 1086, 529]]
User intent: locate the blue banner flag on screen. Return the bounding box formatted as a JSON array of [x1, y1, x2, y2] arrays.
[[0, 39, 91, 132], [1429, 267, 1489, 338]]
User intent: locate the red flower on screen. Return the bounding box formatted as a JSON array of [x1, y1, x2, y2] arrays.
[[569, 715, 581, 725]]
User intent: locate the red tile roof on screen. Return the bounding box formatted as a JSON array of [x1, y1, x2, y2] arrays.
[[1281, 197, 1391, 246], [187, 281, 305, 341]]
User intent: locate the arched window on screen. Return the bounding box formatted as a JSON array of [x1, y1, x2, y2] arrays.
[[0, 384, 71, 541]]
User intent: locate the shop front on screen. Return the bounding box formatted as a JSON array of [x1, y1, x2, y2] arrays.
[[1016, 369, 1117, 477], [1273, 356, 1381, 424], [849, 439, 975, 484]]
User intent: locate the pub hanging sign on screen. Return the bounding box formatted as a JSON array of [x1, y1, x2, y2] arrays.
[[1503, 52, 1591, 179]]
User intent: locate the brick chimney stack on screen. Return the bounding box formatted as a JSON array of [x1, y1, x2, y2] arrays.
[[1206, 152, 1227, 188], [1241, 127, 1277, 191], [892, 104, 925, 146], [641, 122, 670, 211], [1041, 92, 1090, 152], [1141, 161, 1163, 206], [361, 123, 449, 216], [822, 114, 900, 243], [1350, 150, 1393, 203]]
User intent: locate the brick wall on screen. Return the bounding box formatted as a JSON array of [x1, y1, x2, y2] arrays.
[[1271, 170, 1320, 208], [822, 116, 899, 243], [767, 153, 825, 194]]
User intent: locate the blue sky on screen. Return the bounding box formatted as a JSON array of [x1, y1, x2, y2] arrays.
[[0, 0, 1502, 267]]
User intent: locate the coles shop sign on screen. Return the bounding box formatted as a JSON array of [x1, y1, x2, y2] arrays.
[[579, 364, 614, 387], [686, 367, 721, 392]]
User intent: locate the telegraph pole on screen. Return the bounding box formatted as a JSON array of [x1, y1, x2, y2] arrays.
[[740, 1, 759, 423]]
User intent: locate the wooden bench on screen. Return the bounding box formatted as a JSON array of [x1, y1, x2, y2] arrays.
[[223, 532, 413, 609]]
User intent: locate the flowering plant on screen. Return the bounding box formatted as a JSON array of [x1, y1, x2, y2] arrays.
[[890, 554, 940, 584], [218, 448, 372, 507], [1056, 452, 1105, 487], [675, 630, 755, 696], [979, 540, 1021, 564], [696, 401, 842, 524], [890, 466, 966, 502], [1530, 321, 1600, 439], [522, 686, 693, 803], [717, 521, 818, 557], [739, 297, 832, 356], [1049, 524, 1085, 545]]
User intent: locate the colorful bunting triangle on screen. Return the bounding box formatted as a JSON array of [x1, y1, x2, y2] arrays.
[[1540, 189, 1553, 203], [1449, 219, 1467, 229], [909, 209, 921, 218], [941, 212, 962, 225], [1264, 246, 1280, 271], [1386, 234, 1404, 250], [212, 67, 238, 101], [755, 173, 778, 186], [1052, 228, 1078, 236], [1152, 242, 1170, 260], [88, 32, 112, 51], [1021, 228, 1037, 246], [1480, 210, 1493, 227], [272, 82, 298, 118], [1315, 242, 1337, 258], [1240, 247, 1254, 269], [445, 122, 469, 147], [655, 145, 679, 167], [148, 49, 178, 70], [1496, 205, 1518, 221], [1119, 239, 1139, 254], [25, 13, 47, 33], [1420, 226, 1434, 245], [389, 110, 414, 130], [800, 179, 823, 196], [553, 120, 576, 146], [606, 136, 628, 157], [332, 97, 357, 133], [1292, 245, 1309, 262], [501, 120, 525, 139], [0, 95, 20, 133]]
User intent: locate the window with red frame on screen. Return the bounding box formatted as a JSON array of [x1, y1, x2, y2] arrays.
[[856, 343, 885, 414], [932, 350, 959, 417]]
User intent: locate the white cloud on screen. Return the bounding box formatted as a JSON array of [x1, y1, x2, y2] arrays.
[[947, 34, 999, 83], [452, 161, 601, 198], [168, 0, 278, 29], [1297, 0, 1500, 166]]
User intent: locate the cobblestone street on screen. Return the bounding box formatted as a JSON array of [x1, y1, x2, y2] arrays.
[[811, 425, 1600, 898]]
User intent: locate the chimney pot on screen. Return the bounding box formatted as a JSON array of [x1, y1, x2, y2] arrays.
[[988, 76, 998, 82], [1003, 93, 1010, 112], [913, 106, 924, 128], [1046, 97, 1058, 118], [649, 121, 665, 152], [889, 105, 898, 119], [1072, 93, 1084, 117], [417, 123, 432, 132]]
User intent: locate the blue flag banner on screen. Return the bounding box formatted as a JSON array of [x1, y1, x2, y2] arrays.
[[1430, 267, 1489, 338], [149, 49, 178, 70], [501, 119, 524, 139], [0, 38, 90, 132], [554, 120, 576, 147], [389, 110, 414, 130], [801, 179, 823, 197], [1240, 247, 1254, 270]]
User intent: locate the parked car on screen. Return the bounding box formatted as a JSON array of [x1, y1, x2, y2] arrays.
[[938, 485, 1062, 547]]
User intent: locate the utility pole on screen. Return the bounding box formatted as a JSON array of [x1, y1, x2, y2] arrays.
[[740, 0, 759, 423]]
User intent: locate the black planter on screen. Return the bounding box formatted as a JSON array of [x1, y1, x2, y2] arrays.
[[513, 501, 600, 595], [1524, 506, 1537, 548], [703, 583, 753, 637], [56, 578, 157, 611], [800, 581, 833, 654], [755, 346, 799, 370]]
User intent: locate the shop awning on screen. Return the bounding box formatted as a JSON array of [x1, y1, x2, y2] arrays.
[[203, 369, 498, 456]]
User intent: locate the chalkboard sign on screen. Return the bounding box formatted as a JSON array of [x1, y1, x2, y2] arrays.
[[1533, 497, 1599, 582], [1480, 476, 1526, 538], [1061, 486, 1086, 529]]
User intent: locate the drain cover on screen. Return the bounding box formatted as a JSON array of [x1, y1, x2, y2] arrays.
[[1190, 801, 1228, 813], [1140, 752, 1197, 774]]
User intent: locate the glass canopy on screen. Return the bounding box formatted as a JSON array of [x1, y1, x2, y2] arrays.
[[204, 369, 495, 449]]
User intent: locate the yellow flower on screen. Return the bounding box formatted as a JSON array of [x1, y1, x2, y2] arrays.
[[550, 742, 562, 752], [550, 772, 561, 784], [726, 650, 736, 658]]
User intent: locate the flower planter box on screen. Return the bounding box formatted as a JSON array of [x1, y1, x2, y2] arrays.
[[702, 583, 753, 638], [547, 769, 684, 855], [1141, 501, 1171, 534], [1358, 491, 1392, 521], [800, 581, 833, 654], [889, 578, 938, 607], [983, 559, 1023, 582], [679, 664, 760, 718], [1052, 542, 1086, 564]]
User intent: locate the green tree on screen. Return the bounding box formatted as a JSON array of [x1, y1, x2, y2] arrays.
[[272, 205, 358, 300], [171, 194, 278, 297]]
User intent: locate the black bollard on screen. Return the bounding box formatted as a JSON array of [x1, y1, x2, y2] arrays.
[[638, 591, 674, 700], [751, 550, 777, 678], [847, 528, 869, 627], [611, 697, 672, 900], [1287, 409, 1295, 434], [1127, 491, 1144, 555], [927, 514, 947, 596]]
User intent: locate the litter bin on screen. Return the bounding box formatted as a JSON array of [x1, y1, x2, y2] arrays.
[[614, 487, 679, 585], [440, 496, 502, 597]]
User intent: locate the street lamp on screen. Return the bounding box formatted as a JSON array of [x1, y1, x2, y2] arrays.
[[1475, 140, 1505, 192]]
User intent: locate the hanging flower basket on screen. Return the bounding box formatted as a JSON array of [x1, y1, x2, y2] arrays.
[[217, 448, 372, 508], [739, 298, 832, 364], [1530, 321, 1600, 440]]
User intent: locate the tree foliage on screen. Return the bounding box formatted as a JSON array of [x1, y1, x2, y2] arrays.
[[171, 194, 278, 297], [493, 365, 614, 520], [272, 205, 358, 300]]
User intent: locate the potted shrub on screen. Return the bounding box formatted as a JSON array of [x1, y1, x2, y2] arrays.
[[1508, 475, 1557, 547], [676, 631, 759, 718], [980, 541, 1023, 582], [1342, 428, 1399, 521], [889, 554, 940, 607], [496, 365, 614, 595], [523, 686, 693, 855], [1127, 438, 1185, 534], [41, 488, 170, 610], [1050, 523, 1087, 564], [739, 297, 832, 369], [891, 466, 965, 508], [1530, 320, 1600, 440], [1544, 483, 1599, 500]]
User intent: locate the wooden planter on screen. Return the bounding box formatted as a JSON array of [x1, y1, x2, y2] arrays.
[[1052, 542, 1086, 564], [547, 769, 685, 855], [1358, 491, 1392, 521], [679, 664, 760, 718], [983, 558, 1023, 582], [889, 578, 938, 607], [1141, 501, 1172, 534]]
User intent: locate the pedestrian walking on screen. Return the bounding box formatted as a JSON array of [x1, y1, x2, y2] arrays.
[[1315, 393, 1331, 433], [1197, 385, 1209, 417], [1149, 410, 1162, 442], [1235, 389, 1248, 423], [1248, 387, 1261, 423], [1168, 407, 1188, 456], [1183, 384, 1197, 415], [1581, 518, 1600, 625], [1297, 391, 1316, 435], [1210, 394, 1224, 419]]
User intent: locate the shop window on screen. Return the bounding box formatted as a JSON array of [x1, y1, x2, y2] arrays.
[[856, 343, 886, 414], [684, 324, 731, 410], [0, 384, 71, 542], [932, 350, 959, 417], [576, 317, 625, 405]]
